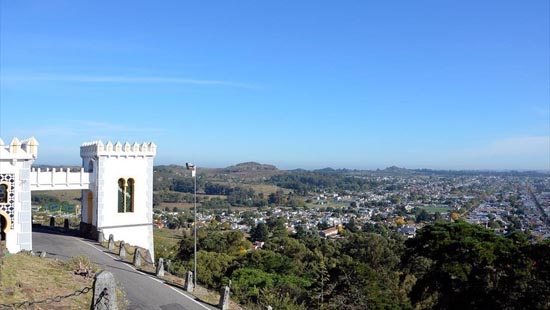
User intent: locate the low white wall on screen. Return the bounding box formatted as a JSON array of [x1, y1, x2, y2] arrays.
[[30, 168, 93, 191]]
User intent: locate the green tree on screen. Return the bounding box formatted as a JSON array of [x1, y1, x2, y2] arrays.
[[250, 222, 269, 242], [404, 221, 537, 310]]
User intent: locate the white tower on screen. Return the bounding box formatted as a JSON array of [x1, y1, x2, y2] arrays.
[[0, 137, 38, 253], [80, 140, 157, 259]]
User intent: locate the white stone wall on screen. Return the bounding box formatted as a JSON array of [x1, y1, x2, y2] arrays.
[[0, 137, 37, 253], [30, 168, 93, 191], [0, 137, 157, 257], [18, 161, 33, 252], [97, 157, 152, 227], [81, 141, 156, 259]]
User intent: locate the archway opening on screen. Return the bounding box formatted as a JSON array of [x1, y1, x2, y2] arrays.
[[87, 191, 94, 224], [31, 190, 82, 229], [0, 212, 10, 251]]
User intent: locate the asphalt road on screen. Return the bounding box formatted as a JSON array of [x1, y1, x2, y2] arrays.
[[32, 227, 218, 310]]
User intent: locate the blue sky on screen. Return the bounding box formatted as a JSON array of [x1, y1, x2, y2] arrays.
[[0, 1, 548, 170]]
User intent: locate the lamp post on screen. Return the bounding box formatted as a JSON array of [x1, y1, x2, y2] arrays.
[[186, 162, 197, 287]]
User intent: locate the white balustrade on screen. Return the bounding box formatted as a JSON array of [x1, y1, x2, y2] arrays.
[[30, 167, 94, 190]]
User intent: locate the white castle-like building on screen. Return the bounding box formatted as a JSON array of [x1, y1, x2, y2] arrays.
[[0, 137, 156, 259]]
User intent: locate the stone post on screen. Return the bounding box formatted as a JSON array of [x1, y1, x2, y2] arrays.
[[39, 251, 47, 258], [108, 234, 115, 251], [156, 258, 164, 277], [63, 218, 69, 229], [97, 231, 104, 243], [165, 259, 171, 274], [145, 249, 153, 264], [49, 216, 55, 228], [133, 248, 142, 267], [119, 241, 126, 259], [218, 285, 230, 310], [92, 271, 117, 310], [184, 271, 194, 292]]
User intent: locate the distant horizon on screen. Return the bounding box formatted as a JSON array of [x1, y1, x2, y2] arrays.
[[1, 1, 548, 171], [30, 158, 550, 173]]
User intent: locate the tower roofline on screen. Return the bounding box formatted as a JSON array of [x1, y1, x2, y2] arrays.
[[80, 140, 156, 158], [0, 136, 38, 160]]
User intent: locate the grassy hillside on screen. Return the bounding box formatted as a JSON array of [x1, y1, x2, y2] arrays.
[[153, 162, 290, 210], [0, 253, 93, 309], [0, 253, 127, 309], [32, 189, 82, 206]]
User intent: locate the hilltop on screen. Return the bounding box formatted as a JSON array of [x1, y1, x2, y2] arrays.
[[154, 162, 283, 187], [224, 162, 278, 172]]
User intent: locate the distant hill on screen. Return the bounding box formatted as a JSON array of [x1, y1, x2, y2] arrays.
[[381, 166, 412, 175], [144, 163, 550, 191], [224, 162, 278, 172], [314, 167, 355, 174], [153, 162, 282, 185]]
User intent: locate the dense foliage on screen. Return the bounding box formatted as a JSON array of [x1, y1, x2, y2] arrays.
[[32, 194, 65, 206], [404, 222, 550, 309], [169, 221, 550, 309], [268, 171, 379, 195]]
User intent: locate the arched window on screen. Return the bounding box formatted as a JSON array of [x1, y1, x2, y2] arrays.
[[117, 178, 135, 213], [0, 184, 8, 204], [118, 179, 125, 213], [126, 179, 135, 212]]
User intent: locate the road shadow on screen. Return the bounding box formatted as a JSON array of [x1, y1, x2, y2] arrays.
[[110, 258, 218, 308], [32, 224, 84, 238]]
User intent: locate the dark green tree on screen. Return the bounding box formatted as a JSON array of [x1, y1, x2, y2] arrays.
[[250, 222, 269, 242], [404, 221, 540, 310]]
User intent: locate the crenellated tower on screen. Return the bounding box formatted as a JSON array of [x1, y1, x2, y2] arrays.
[[80, 140, 157, 259], [0, 137, 39, 253]]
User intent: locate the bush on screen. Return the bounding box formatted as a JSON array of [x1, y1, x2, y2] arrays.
[[64, 255, 98, 274]]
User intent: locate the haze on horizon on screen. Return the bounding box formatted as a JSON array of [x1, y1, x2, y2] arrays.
[[0, 1, 548, 171]]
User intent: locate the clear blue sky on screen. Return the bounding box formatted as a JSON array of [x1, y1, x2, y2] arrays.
[[1, 1, 549, 170]]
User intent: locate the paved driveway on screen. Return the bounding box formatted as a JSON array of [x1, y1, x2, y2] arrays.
[[32, 227, 218, 310]]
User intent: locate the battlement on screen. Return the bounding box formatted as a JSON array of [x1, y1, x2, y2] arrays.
[[30, 167, 94, 191], [0, 137, 38, 160], [80, 140, 156, 158]]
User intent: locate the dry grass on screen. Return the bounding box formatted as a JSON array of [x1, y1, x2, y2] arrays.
[[157, 202, 195, 210], [0, 253, 93, 309], [248, 184, 285, 195], [154, 228, 184, 240]]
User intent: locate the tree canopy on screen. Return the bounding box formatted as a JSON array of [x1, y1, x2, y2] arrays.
[[171, 220, 550, 309]]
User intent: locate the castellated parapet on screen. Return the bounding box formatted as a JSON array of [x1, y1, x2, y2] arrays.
[[80, 140, 156, 158], [0, 137, 39, 161]]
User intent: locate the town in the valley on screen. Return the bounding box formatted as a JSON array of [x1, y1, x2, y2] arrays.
[[144, 164, 550, 242]]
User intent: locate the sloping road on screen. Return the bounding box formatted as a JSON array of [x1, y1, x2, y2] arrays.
[[32, 227, 218, 310]]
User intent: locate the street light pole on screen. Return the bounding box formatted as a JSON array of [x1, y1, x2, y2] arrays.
[[186, 163, 197, 288]]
